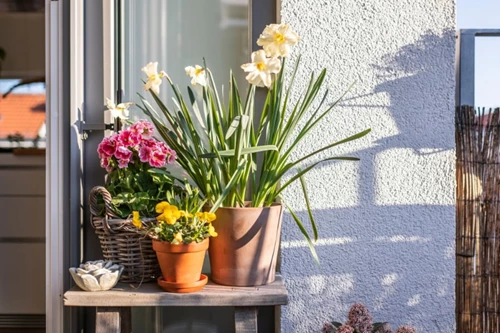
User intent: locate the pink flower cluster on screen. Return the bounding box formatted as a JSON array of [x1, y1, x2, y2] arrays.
[[97, 120, 176, 172], [322, 303, 417, 333]]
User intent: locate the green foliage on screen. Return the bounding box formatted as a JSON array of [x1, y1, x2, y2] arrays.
[[105, 162, 179, 218], [138, 58, 371, 262], [143, 184, 218, 244]]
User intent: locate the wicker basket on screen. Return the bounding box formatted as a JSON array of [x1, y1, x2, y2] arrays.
[[89, 186, 160, 283]]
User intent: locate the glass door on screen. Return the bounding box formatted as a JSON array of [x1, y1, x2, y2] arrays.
[[119, 1, 251, 332], [121, 0, 250, 116], [110, 0, 277, 331]]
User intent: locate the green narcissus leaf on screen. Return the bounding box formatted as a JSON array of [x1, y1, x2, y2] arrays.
[[148, 168, 171, 175]]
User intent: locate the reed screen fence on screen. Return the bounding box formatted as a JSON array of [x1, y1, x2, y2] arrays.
[[456, 105, 500, 332]]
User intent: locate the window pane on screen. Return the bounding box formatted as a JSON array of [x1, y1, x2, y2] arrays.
[[122, 2, 249, 330], [123, 0, 249, 119], [475, 37, 500, 109], [0, 78, 46, 150]]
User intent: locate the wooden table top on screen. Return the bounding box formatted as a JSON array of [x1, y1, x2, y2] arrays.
[[64, 275, 288, 307]]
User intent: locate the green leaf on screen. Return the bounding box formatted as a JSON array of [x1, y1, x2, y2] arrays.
[[275, 156, 361, 198], [298, 170, 318, 242], [225, 115, 249, 140], [282, 200, 319, 265], [148, 168, 171, 175], [209, 160, 246, 213], [200, 145, 278, 158], [291, 128, 371, 168]]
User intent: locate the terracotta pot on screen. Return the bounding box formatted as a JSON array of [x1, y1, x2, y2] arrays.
[[152, 238, 209, 284], [208, 203, 283, 286]]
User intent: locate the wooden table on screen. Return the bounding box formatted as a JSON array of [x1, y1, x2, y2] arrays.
[[63, 275, 288, 333]]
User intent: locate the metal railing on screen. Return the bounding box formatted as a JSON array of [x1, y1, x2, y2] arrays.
[[456, 29, 500, 107]]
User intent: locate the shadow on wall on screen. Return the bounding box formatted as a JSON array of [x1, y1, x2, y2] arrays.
[[281, 30, 456, 332]]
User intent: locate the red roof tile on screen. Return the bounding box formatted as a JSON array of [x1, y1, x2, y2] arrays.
[[0, 94, 45, 140]]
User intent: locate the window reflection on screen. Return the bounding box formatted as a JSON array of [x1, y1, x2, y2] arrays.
[[123, 0, 249, 119], [122, 1, 249, 330], [0, 79, 46, 150]]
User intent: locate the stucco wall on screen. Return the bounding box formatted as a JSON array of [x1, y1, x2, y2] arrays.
[[279, 1, 456, 332]]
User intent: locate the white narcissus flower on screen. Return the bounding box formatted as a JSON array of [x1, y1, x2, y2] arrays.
[[241, 50, 281, 88], [141, 62, 167, 94], [185, 65, 207, 87], [257, 23, 299, 57], [106, 98, 134, 120]]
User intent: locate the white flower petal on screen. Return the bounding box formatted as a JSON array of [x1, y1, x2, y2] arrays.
[[142, 62, 165, 93], [106, 98, 115, 110], [241, 63, 257, 72], [110, 109, 126, 120], [116, 102, 134, 109], [284, 30, 299, 44], [241, 50, 281, 87], [256, 23, 299, 57], [267, 57, 282, 73], [196, 75, 207, 87], [260, 71, 273, 88], [252, 50, 267, 63], [142, 62, 158, 77], [144, 80, 153, 91], [185, 64, 207, 86], [245, 71, 263, 87]]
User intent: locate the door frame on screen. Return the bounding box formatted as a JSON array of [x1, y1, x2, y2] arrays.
[[46, 0, 280, 331], [46, 0, 84, 331]]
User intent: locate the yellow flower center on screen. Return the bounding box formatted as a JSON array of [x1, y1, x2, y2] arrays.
[[275, 32, 285, 43], [256, 62, 266, 71], [148, 74, 157, 81], [195, 67, 204, 76]]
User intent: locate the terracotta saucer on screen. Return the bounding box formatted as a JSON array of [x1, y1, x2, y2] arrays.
[[157, 274, 208, 293]]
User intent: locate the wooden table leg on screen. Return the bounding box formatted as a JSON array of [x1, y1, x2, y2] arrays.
[[274, 305, 281, 333], [234, 306, 258, 333], [96, 307, 131, 333]]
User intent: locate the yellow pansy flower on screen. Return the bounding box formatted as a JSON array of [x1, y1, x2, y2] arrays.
[[208, 224, 218, 237], [157, 205, 181, 225], [132, 211, 142, 229], [179, 210, 193, 218], [195, 212, 216, 223], [156, 201, 170, 213]]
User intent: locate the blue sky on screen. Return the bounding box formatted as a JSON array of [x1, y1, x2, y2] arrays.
[[457, 0, 500, 108]]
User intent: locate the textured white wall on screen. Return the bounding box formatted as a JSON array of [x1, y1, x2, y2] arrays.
[[279, 1, 456, 332]]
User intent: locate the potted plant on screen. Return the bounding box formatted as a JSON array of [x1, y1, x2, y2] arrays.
[[89, 118, 180, 283], [322, 303, 417, 333], [137, 23, 371, 286], [132, 184, 218, 293]]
